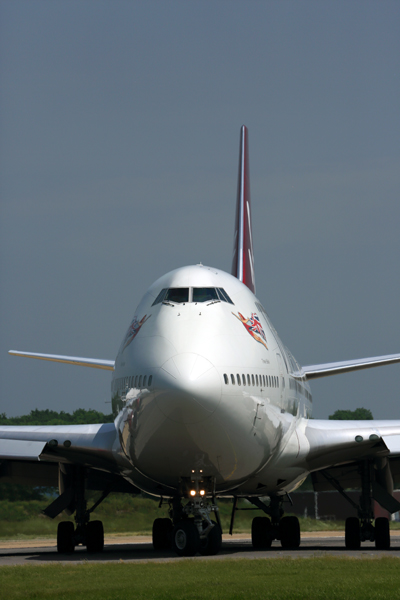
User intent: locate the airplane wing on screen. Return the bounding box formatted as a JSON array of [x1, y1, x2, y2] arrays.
[[305, 418, 400, 468], [0, 422, 139, 518], [8, 350, 115, 371], [299, 353, 400, 380], [301, 418, 400, 513], [0, 423, 121, 467]]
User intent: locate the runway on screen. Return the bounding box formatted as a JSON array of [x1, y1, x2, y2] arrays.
[[1, 532, 400, 565]]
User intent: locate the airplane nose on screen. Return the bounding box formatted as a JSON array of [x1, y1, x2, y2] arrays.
[[156, 353, 221, 424]]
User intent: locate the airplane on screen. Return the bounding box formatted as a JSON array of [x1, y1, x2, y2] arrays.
[[2, 125, 400, 556]]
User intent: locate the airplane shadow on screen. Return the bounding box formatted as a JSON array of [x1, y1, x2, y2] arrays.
[[0, 539, 398, 564]]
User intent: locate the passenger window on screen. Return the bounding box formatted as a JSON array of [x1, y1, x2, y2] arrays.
[[165, 288, 189, 303], [148, 375, 152, 386], [247, 374, 251, 386], [135, 375, 138, 387], [139, 375, 142, 387], [237, 374, 241, 386], [256, 375, 259, 386], [231, 374, 235, 385], [224, 374, 229, 384], [251, 374, 255, 386], [143, 375, 147, 387], [242, 374, 246, 386], [262, 375, 266, 387], [193, 288, 219, 303]]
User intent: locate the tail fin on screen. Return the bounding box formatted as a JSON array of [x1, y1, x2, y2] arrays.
[[231, 125, 256, 294]]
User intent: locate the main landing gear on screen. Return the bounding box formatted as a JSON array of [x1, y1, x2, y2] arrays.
[[238, 495, 301, 550], [44, 466, 108, 554], [57, 519, 104, 554], [323, 460, 394, 550]]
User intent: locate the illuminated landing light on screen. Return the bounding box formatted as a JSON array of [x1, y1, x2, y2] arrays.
[[190, 490, 196, 497], [199, 490, 206, 497]]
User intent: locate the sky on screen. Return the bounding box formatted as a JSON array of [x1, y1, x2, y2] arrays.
[[1, 0, 399, 419]]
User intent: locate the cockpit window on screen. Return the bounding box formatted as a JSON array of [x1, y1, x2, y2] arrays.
[[152, 288, 168, 306], [217, 288, 234, 304], [192, 287, 219, 303], [152, 286, 234, 306], [165, 288, 189, 303]]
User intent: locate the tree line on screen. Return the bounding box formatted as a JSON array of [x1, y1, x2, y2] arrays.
[[0, 406, 373, 426], [0, 408, 114, 426]]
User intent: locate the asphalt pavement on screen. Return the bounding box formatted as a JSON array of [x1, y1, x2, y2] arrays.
[[1, 533, 400, 565]]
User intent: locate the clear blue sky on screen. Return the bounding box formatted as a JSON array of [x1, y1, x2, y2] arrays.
[[1, 0, 399, 418]]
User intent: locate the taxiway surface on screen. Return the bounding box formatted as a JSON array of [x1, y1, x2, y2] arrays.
[[1, 533, 400, 565]]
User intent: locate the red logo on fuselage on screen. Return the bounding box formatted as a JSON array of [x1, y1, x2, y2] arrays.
[[123, 315, 151, 351], [232, 311, 268, 349]]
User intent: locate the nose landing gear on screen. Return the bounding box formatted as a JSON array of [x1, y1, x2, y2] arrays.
[[152, 473, 222, 556], [152, 499, 222, 557]]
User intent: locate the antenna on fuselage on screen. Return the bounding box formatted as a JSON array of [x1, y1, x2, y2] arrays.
[[231, 125, 256, 294]]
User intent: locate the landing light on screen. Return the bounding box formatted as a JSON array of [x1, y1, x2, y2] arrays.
[[190, 490, 196, 497], [199, 490, 205, 496]]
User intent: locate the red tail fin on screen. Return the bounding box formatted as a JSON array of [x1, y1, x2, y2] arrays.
[[231, 125, 255, 294]]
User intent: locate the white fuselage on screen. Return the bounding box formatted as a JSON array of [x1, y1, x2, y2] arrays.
[[111, 265, 312, 498]]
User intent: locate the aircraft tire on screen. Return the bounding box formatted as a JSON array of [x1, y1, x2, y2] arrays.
[[279, 516, 300, 549], [57, 521, 75, 554], [152, 517, 173, 550], [251, 516, 272, 549], [199, 521, 222, 555], [172, 520, 200, 557], [345, 517, 360, 549], [86, 520, 104, 553], [375, 517, 390, 550]]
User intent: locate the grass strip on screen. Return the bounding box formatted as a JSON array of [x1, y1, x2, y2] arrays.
[[0, 497, 351, 540], [1, 557, 400, 600]]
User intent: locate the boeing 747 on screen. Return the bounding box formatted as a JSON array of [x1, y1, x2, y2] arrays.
[[2, 126, 400, 555]]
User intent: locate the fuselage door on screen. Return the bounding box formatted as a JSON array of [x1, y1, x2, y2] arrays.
[[276, 353, 285, 405]]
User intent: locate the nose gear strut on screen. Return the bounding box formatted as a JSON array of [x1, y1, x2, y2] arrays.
[[152, 472, 222, 556]]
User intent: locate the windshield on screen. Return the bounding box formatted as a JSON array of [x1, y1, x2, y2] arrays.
[[164, 288, 189, 303], [192, 287, 219, 303], [152, 286, 234, 306]]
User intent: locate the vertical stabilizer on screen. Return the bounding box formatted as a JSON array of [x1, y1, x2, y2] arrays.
[[231, 125, 255, 294]]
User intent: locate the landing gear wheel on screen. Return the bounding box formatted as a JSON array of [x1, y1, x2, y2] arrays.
[[57, 521, 75, 554], [251, 516, 272, 549], [345, 517, 360, 550], [172, 520, 200, 557], [279, 516, 300, 549], [86, 520, 104, 553], [375, 517, 390, 550], [199, 521, 222, 556], [152, 518, 173, 551]]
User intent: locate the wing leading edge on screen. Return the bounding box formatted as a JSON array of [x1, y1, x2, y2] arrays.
[[298, 353, 400, 380], [8, 350, 115, 371]]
